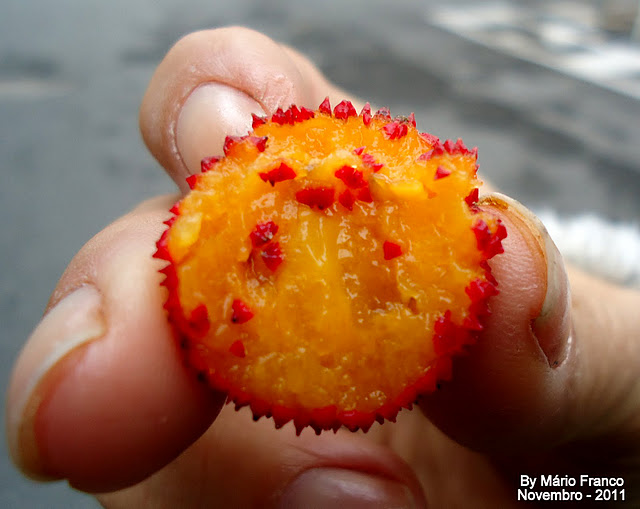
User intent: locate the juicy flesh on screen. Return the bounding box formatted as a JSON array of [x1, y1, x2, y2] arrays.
[[167, 112, 491, 413]]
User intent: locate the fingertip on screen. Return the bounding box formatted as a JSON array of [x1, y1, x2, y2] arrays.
[[6, 201, 225, 492], [139, 26, 354, 191], [481, 193, 572, 368], [139, 27, 307, 188], [419, 193, 573, 452], [175, 82, 265, 187], [6, 285, 106, 482], [35, 333, 223, 493]]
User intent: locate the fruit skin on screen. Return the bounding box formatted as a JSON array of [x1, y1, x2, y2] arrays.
[[154, 98, 507, 435]]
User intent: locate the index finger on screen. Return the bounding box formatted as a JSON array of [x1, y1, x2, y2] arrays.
[[139, 26, 353, 191]]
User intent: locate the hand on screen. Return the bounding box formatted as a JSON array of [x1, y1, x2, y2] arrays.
[[7, 27, 640, 507]]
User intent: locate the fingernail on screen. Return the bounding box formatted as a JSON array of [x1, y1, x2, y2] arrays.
[[176, 82, 266, 176], [480, 193, 571, 368], [279, 468, 419, 509], [6, 285, 105, 478]]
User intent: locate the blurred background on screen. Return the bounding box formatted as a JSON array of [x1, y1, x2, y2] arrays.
[[2, 0, 639, 506]]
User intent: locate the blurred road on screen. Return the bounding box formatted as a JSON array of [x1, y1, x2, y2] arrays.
[[2, 0, 639, 506]]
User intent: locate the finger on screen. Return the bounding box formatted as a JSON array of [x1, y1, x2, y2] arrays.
[[139, 26, 354, 192], [98, 405, 427, 509], [419, 193, 640, 453], [6, 196, 225, 493]]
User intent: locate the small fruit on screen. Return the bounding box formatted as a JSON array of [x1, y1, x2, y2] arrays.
[[155, 99, 506, 434]]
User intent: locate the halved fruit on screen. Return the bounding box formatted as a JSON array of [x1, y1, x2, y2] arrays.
[[154, 99, 507, 434]]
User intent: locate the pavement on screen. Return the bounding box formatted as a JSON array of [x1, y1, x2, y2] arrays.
[[1, 0, 639, 506]]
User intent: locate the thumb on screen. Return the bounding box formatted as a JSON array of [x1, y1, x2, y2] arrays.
[[420, 193, 640, 453], [5, 197, 225, 493]]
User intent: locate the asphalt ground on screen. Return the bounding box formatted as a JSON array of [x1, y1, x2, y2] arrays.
[[2, 0, 639, 506]]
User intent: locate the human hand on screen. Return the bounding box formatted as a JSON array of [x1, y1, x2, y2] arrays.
[[7, 27, 640, 507]]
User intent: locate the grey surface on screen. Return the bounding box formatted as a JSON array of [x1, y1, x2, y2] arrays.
[[2, 0, 639, 506]]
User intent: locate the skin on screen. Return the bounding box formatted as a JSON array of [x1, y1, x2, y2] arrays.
[[6, 27, 640, 508]]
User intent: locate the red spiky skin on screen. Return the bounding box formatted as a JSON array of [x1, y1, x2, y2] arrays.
[[383, 241, 403, 260], [154, 98, 506, 435]]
